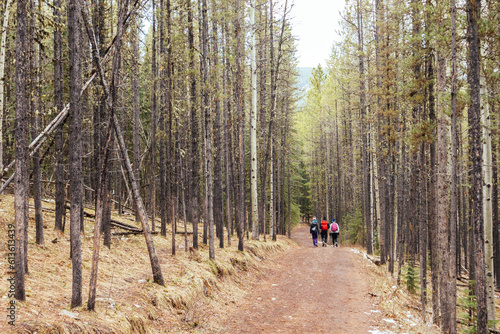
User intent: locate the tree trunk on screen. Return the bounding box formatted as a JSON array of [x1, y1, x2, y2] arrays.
[[480, 52, 495, 325], [68, 0, 83, 308], [54, 0, 65, 232], [0, 0, 13, 173], [201, 0, 214, 259], [159, 0, 167, 237], [467, 0, 488, 331], [132, 17, 141, 223], [187, 0, 199, 249], [82, 5, 165, 286], [236, 0, 244, 251], [211, 0, 224, 248], [437, 53, 450, 332], [33, 0, 43, 245], [223, 39, 232, 246], [14, 0, 28, 302], [449, 0, 458, 328], [250, 0, 259, 241]]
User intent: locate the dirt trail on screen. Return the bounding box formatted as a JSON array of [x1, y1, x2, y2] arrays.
[[217, 225, 383, 334]]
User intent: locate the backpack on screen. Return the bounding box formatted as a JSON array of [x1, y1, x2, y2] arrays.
[[330, 222, 338, 233], [321, 221, 328, 231]]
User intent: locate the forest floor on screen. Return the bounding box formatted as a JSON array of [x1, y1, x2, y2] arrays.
[[1, 193, 443, 333]]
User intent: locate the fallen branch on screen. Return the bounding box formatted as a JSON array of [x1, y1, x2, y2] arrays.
[[366, 254, 381, 266], [112, 231, 158, 236]]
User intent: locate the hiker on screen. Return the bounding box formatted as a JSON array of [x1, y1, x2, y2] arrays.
[[320, 217, 329, 247], [330, 218, 340, 247], [310, 217, 319, 247]]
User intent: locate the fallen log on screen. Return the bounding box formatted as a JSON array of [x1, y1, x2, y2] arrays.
[[366, 254, 381, 266], [112, 231, 159, 236]]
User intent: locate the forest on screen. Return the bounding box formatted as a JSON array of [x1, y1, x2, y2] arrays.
[[0, 0, 499, 332]]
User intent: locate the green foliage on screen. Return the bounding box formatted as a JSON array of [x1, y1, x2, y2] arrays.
[[342, 207, 363, 245], [404, 262, 418, 294], [458, 280, 477, 334]]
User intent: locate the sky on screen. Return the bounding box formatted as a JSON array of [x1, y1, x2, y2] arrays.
[[290, 0, 346, 68]]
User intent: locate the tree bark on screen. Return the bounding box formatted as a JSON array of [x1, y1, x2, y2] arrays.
[[0, 0, 13, 173], [480, 52, 495, 326], [187, 0, 199, 249], [211, 0, 224, 248], [132, 16, 141, 223], [467, 0, 488, 332], [250, 0, 259, 240], [32, 0, 43, 245], [449, 0, 458, 329], [236, 0, 244, 251], [14, 0, 28, 302], [437, 53, 450, 332], [68, 0, 83, 308], [203, 0, 214, 259]]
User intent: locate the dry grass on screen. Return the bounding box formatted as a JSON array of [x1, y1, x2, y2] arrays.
[[0, 194, 295, 333], [355, 246, 500, 334]]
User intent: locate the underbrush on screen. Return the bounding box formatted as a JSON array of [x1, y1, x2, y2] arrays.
[[359, 249, 499, 333], [0, 194, 295, 333]]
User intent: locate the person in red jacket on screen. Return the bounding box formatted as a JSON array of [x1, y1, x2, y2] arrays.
[[319, 217, 329, 247]]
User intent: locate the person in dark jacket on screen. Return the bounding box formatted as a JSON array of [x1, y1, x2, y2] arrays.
[[310, 217, 319, 247], [319, 217, 329, 247]]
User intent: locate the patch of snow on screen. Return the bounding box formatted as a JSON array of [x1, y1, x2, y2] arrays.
[[370, 310, 382, 313], [272, 298, 276, 301], [59, 310, 79, 319], [138, 279, 146, 283], [272, 284, 278, 286], [134, 304, 141, 308], [364, 312, 371, 315], [382, 318, 397, 324], [368, 329, 395, 334]]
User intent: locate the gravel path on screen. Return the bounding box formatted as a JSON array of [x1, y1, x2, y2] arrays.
[[219, 225, 383, 333]]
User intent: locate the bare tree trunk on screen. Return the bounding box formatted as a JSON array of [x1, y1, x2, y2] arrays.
[[0, 0, 13, 173], [87, 114, 112, 311], [159, 0, 167, 237], [132, 16, 141, 222], [250, 0, 259, 241], [449, 0, 458, 329], [187, 0, 199, 249], [211, 0, 224, 248], [223, 39, 232, 246], [480, 52, 495, 326], [467, 0, 488, 331], [68, 0, 83, 308], [54, 0, 65, 232], [82, 4, 165, 286], [150, 0, 159, 234], [201, 0, 214, 259], [236, 0, 244, 251], [33, 0, 43, 245], [14, 0, 28, 302]]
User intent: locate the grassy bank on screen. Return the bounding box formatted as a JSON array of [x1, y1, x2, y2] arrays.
[[0, 194, 296, 333]]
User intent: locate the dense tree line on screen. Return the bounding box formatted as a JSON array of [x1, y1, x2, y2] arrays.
[[301, 0, 499, 332], [1, 0, 305, 309]]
